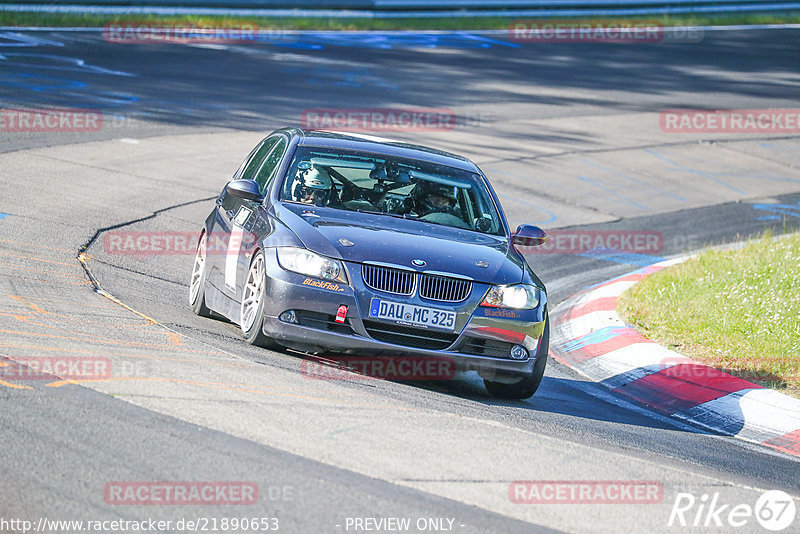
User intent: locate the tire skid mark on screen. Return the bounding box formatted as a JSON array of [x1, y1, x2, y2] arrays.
[[0, 237, 74, 253], [0, 343, 249, 368], [43, 375, 422, 411], [0, 354, 32, 390], [3, 295, 118, 309], [0, 327, 213, 352], [0, 378, 32, 390], [0, 262, 88, 281], [0, 310, 173, 332], [9, 294, 70, 316], [1, 304, 161, 342], [2, 259, 190, 346], [0, 249, 79, 268], [5, 295, 176, 330]]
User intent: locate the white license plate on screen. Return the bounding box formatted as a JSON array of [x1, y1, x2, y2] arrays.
[[369, 298, 456, 331]]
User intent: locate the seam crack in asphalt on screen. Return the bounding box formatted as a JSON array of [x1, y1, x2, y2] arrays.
[[78, 195, 216, 255], [715, 143, 800, 173], [489, 172, 623, 220], [480, 133, 800, 167], [89, 257, 187, 287], [33, 151, 220, 190], [74, 195, 250, 361]]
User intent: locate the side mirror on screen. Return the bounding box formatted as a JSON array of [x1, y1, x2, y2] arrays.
[[510, 225, 547, 250], [226, 179, 264, 202]]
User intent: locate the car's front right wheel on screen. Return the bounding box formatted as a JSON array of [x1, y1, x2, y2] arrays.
[[483, 315, 549, 400], [240, 250, 276, 348]]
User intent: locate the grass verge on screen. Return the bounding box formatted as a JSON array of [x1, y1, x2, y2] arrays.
[[617, 231, 800, 399], [1, 12, 800, 31]]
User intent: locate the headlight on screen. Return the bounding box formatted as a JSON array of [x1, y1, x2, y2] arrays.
[[481, 284, 540, 309], [276, 247, 348, 284]]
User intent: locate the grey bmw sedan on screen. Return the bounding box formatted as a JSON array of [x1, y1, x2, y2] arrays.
[[189, 128, 549, 399]]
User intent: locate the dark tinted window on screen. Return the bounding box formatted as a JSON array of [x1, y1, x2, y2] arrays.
[[253, 137, 288, 192], [279, 146, 503, 236], [240, 137, 279, 183]]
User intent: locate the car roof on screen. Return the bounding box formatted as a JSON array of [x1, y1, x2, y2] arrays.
[[280, 128, 479, 173]]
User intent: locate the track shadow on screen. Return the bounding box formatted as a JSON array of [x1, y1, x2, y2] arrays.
[[2, 29, 798, 134], [296, 351, 712, 433]]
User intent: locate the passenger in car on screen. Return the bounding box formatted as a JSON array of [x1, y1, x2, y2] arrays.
[[409, 181, 460, 217]]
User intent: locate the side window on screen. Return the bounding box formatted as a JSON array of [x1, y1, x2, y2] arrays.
[[253, 137, 288, 193], [240, 138, 279, 182]]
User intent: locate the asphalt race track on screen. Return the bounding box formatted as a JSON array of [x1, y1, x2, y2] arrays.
[[1, 27, 800, 533]]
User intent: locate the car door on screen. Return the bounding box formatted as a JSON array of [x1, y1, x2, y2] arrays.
[[208, 135, 290, 320], [206, 136, 280, 315], [229, 135, 290, 311]]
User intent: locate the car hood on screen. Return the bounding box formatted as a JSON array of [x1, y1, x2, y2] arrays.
[[273, 202, 525, 285]]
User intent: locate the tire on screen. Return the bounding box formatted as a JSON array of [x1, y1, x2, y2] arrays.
[[240, 250, 276, 348], [189, 232, 213, 317], [483, 314, 549, 400]]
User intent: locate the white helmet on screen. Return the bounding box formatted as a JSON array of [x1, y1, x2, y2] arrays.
[[292, 166, 333, 206]]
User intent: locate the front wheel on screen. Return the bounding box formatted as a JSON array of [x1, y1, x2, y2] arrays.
[[189, 232, 213, 317], [240, 250, 276, 348], [484, 315, 549, 400]]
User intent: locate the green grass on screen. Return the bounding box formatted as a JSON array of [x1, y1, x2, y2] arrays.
[[617, 231, 800, 398], [2, 12, 800, 31]]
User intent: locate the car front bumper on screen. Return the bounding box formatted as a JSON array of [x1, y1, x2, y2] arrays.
[[258, 249, 548, 382]]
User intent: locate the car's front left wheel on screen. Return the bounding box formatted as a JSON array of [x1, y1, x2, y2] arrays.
[[240, 250, 276, 348], [189, 232, 213, 317]]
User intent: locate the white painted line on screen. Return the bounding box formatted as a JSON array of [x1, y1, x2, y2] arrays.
[[732, 389, 800, 440], [680, 389, 800, 443], [651, 256, 690, 268], [560, 310, 626, 339], [578, 343, 684, 382], [586, 279, 638, 299], [553, 246, 800, 456], [739, 389, 800, 435]]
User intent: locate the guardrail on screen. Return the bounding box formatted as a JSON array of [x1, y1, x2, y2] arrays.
[[2, 0, 799, 16], [2, 0, 798, 5]]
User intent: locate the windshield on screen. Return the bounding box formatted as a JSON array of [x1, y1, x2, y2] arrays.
[[279, 146, 504, 236]]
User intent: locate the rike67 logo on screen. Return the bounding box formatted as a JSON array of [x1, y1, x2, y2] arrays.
[[669, 490, 797, 531]]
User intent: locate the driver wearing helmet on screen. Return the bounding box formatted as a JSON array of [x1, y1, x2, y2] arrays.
[[411, 180, 458, 217], [292, 165, 333, 206]]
